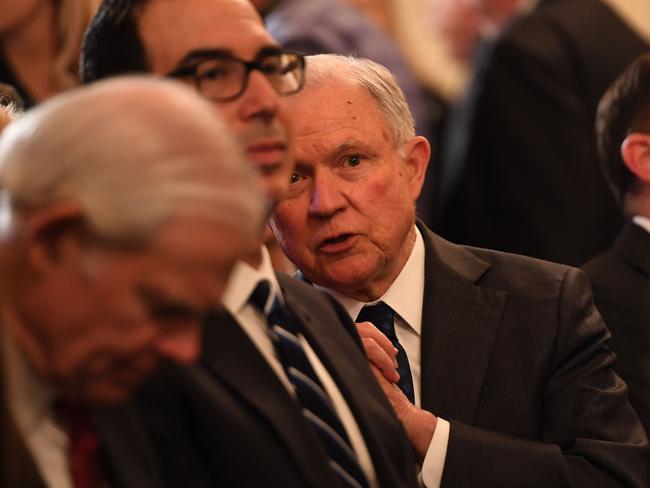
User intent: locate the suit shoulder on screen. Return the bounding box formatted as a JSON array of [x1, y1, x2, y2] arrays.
[[277, 273, 353, 323], [495, 0, 621, 74], [278, 273, 333, 305], [469, 244, 570, 278], [582, 249, 620, 283]]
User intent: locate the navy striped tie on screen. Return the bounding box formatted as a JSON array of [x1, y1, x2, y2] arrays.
[[250, 280, 369, 488], [357, 302, 415, 404]]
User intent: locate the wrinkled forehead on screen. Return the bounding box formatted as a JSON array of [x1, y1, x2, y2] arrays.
[[136, 0, 279, 73]]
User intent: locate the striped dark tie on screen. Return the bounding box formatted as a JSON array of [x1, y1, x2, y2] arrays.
[[357, 302, 415, 404], [250, 280, 370, 488]]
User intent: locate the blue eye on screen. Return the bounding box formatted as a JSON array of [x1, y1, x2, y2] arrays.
[[289, 173, 302, 184], [345, 155, 362, 167]]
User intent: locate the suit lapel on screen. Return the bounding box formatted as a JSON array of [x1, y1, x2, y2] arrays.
[[282, 284, 407, 488], [616, 221, 650, 278], [95, 405, 164, 488], [417, 223, 507, 424], [200, 310, 339, 488]]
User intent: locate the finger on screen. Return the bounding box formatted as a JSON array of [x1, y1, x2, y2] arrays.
[[362, 338, 400, 383], [356, 321, 398, 359]]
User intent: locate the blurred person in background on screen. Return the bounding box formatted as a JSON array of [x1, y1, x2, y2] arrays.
[[439, 0, 650, 266], [0, 76, 264, 488], [436, 0, 531, 213], [583, 53, 650, 476], [0, 0, 98, 108]]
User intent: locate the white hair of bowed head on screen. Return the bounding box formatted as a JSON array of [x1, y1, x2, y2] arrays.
[[0, 76, 267, 244]]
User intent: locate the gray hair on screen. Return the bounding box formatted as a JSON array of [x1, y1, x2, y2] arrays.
[[0, 76, 266, 244], [304, 54, 415, 148]]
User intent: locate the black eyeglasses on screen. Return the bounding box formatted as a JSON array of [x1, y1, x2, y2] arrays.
[[167, 50, 306, 102]]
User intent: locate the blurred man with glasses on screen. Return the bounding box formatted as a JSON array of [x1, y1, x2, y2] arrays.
[[80, 1, 420, 487]]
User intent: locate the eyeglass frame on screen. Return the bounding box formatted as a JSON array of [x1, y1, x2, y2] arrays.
[[166, 48, 306, 102]]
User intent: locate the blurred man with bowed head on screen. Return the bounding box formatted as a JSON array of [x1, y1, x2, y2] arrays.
[[0, 76, 265, 488], [270, 53, 648, 488]]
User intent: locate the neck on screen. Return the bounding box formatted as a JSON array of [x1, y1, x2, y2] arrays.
[[1, 304, 51, 387], [625, 187, 650, 219], [346, 226, 416, 302], [2, 1, 59, 100]]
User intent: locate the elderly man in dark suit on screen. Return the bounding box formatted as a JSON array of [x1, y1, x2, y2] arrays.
[[81, 1, 420, 487], [269, 53, 649, 487], [0, 76, 264, 487], [584, 53, 650, 474], [440, 0, 650, 266]]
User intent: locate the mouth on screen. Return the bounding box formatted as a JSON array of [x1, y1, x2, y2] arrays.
[[246, 140, 287, 170], [318, 233, 357, 254]]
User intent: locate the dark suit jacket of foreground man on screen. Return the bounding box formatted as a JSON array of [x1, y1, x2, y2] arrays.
[[0, 335, 165, 488], [416, 221, 647, 486], [584, 221, 650, 476], [135, 274, 419, 488]]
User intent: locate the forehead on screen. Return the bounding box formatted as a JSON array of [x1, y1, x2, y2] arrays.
[[137, 0, 277, 72], [288, 81, 393, 156]]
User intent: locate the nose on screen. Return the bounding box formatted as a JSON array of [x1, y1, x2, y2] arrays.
[[155, 324, 202, 366], [309, 171, 348, 218], [238, 70, 280, 123]]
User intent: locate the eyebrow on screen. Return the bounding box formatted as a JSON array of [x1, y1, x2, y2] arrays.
[[176, 45, 285, 66], [330, 141, 376, 160]]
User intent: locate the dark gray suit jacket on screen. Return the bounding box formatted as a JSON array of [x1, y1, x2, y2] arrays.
[[419, 221, 647, 486], [584, 221, 650, 475], [135, 273, 419, 488]]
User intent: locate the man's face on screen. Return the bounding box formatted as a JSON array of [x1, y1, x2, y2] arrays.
[[136, 0, 293, 205], [270, 82, 428, 300], [16, 216, 249, 404]]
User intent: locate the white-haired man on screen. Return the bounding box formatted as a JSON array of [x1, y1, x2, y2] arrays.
[[0, 76, 264, 488], [270, 54, 648, 487]]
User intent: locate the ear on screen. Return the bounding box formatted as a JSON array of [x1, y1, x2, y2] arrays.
[[21, 203, 88, 275], [401, 135, 431, 201], [621, 133, 650, 183]]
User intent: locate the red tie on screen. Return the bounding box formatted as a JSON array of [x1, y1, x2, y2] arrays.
[[55, 401, 102, 488]]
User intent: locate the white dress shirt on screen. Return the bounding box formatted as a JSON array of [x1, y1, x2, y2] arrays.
[[322, 227, 450, 488], [2, 324, 71, 488], [221, 247, 378, 487], [633, 216, 650, 235]]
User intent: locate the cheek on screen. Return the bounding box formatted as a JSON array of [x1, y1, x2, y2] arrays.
[[271, 203, 308, 244]]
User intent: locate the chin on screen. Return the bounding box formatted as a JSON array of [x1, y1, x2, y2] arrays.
[[315, 262, 374, 294]]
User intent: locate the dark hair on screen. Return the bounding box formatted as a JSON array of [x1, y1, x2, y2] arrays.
[[596, 53, 650, 204], [80, 0, 149, 83]]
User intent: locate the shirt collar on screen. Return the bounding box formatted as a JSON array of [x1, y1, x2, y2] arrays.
[[2, 317, 56, 435], [323, 225, 425, 336], [633, 216, 650, 235], [221, 246, 283, 315]]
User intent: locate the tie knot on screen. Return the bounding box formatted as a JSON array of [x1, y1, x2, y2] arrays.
[[250, 279, 271, 314], [356, 302, 395, 336]]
